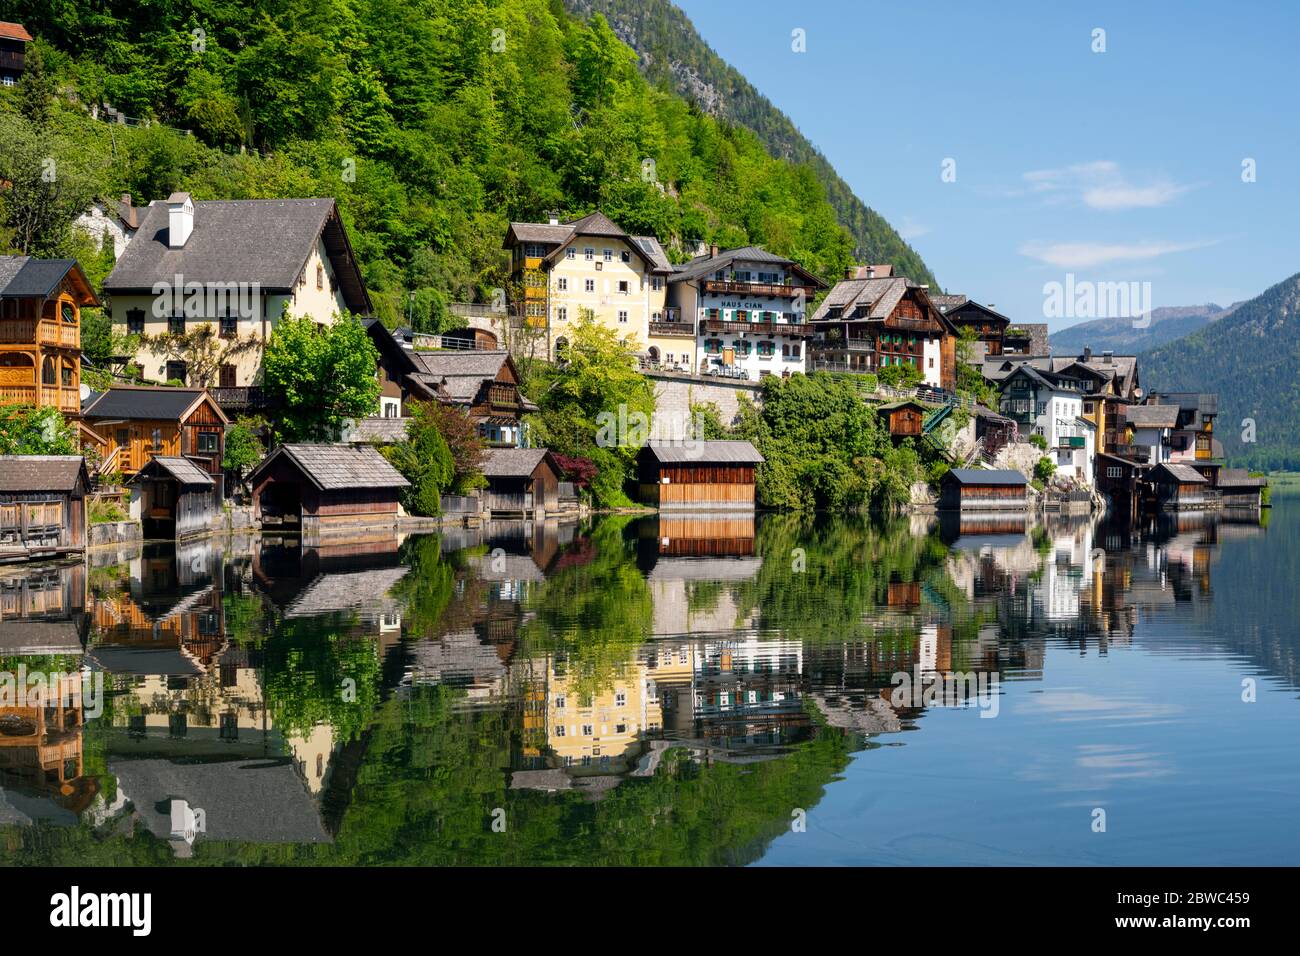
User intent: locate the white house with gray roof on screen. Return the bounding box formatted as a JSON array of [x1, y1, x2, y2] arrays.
[[664, 245, 824, 380], [103, 195, 371, 393]]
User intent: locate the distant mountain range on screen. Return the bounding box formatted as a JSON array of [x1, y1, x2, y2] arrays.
[[561, 0, 938, 287], [1050, 302, 1242, 355], [1142, 273, 1300, 469]]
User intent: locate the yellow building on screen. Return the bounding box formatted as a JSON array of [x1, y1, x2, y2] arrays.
[[542, 655, 663, 774], [504, 212, 673, 363]]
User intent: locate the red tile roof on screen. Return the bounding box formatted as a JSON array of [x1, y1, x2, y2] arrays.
[[0, 22, 33, 42]]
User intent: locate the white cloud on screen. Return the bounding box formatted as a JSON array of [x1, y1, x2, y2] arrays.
[[1018, 238, 1215, 269], [898, 217, 929, 241], [1021, 160, 1196, 211]]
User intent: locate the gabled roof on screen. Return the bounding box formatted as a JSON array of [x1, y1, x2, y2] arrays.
[[102, 198, 371, 314], [928, 293, 967, 310], [875, 399, 929, 413], [480, 447, 559, 478], [999, 364, 1081, 393], [0, 456, 88, 493], [506, 212, 669, 273], [132, 456, 214, 487], [810, 276, 910, 322], [945, 468, 1028, 486], [0, 256, 99, 305], [638, 440, 764, 464], [248, 443, 409, 491], [0, 22, 32, 42], [1124, 404, 1180, 429], [1152, 462, 1208, 484], [82, 386, 229, 425], [669, 246, 825, 287], [1217, 469, 1267, 489], [942, 298, 1012, 325]]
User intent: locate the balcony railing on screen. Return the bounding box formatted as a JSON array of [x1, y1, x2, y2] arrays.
[[650, 319, 693, 336], [701, 279, 816, 299], [0, 319, 80, 349], [1110, 444, 1150, 463], [0, 384, 80, 412], [700, 318, 814, 336], [211, 386, 274, 412]]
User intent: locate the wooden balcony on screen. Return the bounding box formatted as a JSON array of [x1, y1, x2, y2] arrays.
[[701, 318, 814, 336], [0, 384, 80, 412], [1109, 444, 1150, 463], [211, 386, 273, 413], [845, 339, 875, 352], [649, 319, 693, 336], [701, 279, 816, 299], [0, 319, 80, 349]]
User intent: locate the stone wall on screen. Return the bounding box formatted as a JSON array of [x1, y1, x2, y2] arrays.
[[88, 520, 142, 548], [648, 371, 765, 434]]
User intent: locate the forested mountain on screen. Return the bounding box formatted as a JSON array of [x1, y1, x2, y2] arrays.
[[1143, 273, 1300, 470], [0, 0, 866, 326], [1050, 302, 1241, 355], [562, 0, 938, 287]]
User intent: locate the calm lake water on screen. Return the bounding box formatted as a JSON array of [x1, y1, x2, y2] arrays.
[[2, 495, 1297, 866]]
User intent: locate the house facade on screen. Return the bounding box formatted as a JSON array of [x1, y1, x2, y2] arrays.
[[0, 456, 90, 560], [666, 246, 824, 380], [504, 212, 672, 361], [81, 386, 229, 483], [0, 21, 31, 86], [0, 257, 99, 417], [102, 195, 371, 407], [809, 273, 957, 391], [932, 295, 1011, 363]]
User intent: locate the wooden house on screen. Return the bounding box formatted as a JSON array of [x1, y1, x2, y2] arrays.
[[931, 295, 1011, 361], [0, 456, 90, 561], [1148, 462, 1210, 510], [876, 399, 928, 438], [0, 256, 99, 416], [81, 386, 229, 490], [1096, 452, 1144, 522], [0, 22, 32, 86], [1215, 469, 1267, 510], [809, 274, 957, 390], [480, 447, 562, 516], [248, 443, 409, 537], [636, 440, 764, 511], [129, 456, 219, 540], [937, 468, 1028, 512]]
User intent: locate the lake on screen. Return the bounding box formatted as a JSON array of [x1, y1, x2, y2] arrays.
[[1, 496, 1297, 866]]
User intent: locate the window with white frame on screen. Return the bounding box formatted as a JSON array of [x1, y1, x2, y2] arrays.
[[618, 310, 628, 323], [584, 279, 594, 292], [584, 247, 594, 260]]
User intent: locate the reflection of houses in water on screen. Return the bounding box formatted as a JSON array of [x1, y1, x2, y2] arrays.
[[253, 534, 406, 628], [1, 561, 88, 652], [639, 515, 760, 637], [687, 638, 809, 751]]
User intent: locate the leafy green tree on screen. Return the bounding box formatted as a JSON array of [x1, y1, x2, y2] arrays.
[[262, 314, 381, 441], [0, 403, 80, 455], [222, 416, 266, 489], [382, 400, 454, 516]]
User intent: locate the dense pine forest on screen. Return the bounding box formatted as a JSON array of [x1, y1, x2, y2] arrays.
[[0, 0, 868, 327]]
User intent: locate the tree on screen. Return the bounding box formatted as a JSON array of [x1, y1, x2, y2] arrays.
[[0, 114, 96, 256], [262, 314, 381, 441], [0, 404, 80, 455], [419, 402, 484, 493], [382, 401, 454, 516], [222, 417, 266, 492], [526, 310, 655, 507]]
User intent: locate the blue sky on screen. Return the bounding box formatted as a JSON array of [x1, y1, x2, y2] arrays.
[[676, 0, 1299, 330]]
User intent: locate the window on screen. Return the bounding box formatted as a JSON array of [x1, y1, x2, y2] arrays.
[[60, 361, 73, 387], [621, 250, 631, 262], [557, 277, 567, 291], [165, 360, 187, 384], [603, 248, 613, 262], [169, 713, 188, 738], [618, 310, 628, 324], [197, 431, 219, 454], [617, 280, 629, 294], [615, 723, 627, 734], [757, 340, 776, 357], [582, 724, 594, 736], [615, 692, 626, 707], [219, 364, 237, 388], [555, 695, 566, 709], [126, 308, 145, 334], [525, 243, 546, 257], [1107, 466, 1122, 478], [40, 357, 56, 387], [566, 247, 576, 260], [220, 713, 239, 741], [584, 279, 594, 292], [583, 247, 593, 260], [1, 77, 13, 88], [555, 725, 566, 737], [652, 277, 662, 291], [168, 314, 185, 335], [557, 307, 567, 323], [316, 264, 324, 290], [150, 428, 163, 450]]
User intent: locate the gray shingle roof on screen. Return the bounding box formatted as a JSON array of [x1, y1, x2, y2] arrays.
[[82, 386, 217, 422], [632, 235, 672, 271], [639, 440, 764, 464], [102, 198, 370, 313], [0, 456, 87, 492], [1124, 404, 1180, 428], [111, 758, 330, 845], [0, 621, 83, 655], [0, 256, 98, 304], [137, 456, 214, 487], [253, 443, 410, 491], [346, 417, 411, 444], [283, 567, 409, 618], [810, 276, 910, 322], [1154, 463, 1208, 484], [669, 245, 821, 285], [1217, 469, 1267, 488], [946, 468, 1028, 486], [87, 645, 204, 676], [480, 447, 554, 478], [409, 349, 510, 379]]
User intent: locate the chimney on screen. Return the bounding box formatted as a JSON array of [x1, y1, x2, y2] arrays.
[[1083, 346, 1092, 362], [709, 243, 719, 258], [547, 210, 560, 226], [1102, 350, 1114, 365], [865, 265, 875, 279], [844, 267, 856, 280], [166, 192, 194, 248]]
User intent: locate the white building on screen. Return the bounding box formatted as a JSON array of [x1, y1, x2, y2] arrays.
[[664, 246, 824, 381], [1123, 403, 1180, 466], [998, 365, 1096, 485]]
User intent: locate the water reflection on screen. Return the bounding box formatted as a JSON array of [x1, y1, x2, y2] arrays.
[[0, 497, 1295, 865]]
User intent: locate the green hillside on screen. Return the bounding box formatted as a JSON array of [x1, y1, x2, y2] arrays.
[[1143, 272, 1300, 470], [0, 0, 860, 327], [563, 0, 938, 287]]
